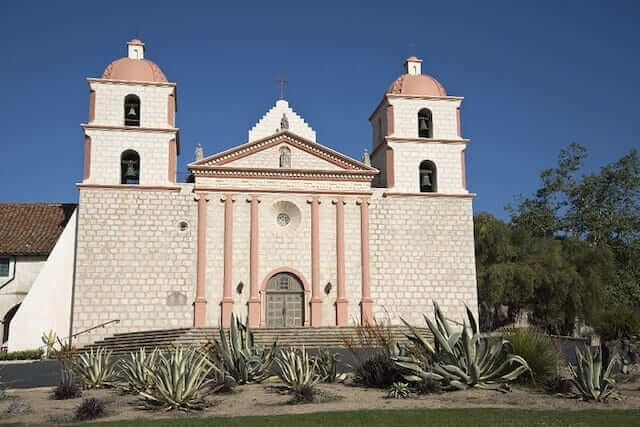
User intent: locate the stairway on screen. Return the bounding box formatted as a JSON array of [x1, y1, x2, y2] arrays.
[[79, 326, 431, 356]]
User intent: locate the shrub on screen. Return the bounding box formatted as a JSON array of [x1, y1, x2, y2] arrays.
[[276, 347, 321, 391], [118, 348, 158, 394], [291, 384, 316, 404], [74, 348, 116, 389], [0, 349, 43, 361], [140, 346, 214, 411], [41, 330, 57, 359], [544, 375, 572, 395], [505, 328, 561, 385], [386, 382, 411, 399], [74, 398, 105, 421], [53, 370, 82, 400], [7, 399, 31, 415], [568, 346, 619, 401], [413, 376, 442, 395], [594, 305, 640, 341], [312, 349, 340, 383], [356, 353, 403, 388], [394, 302, 530, 392], [211, 314, 277, 384]]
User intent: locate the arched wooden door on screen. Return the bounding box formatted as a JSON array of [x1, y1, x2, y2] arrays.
[[266, 272, 304, 328]]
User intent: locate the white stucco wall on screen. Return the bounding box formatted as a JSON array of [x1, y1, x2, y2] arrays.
[[8, 211, 77, 351], [249, 100, 316, 143]]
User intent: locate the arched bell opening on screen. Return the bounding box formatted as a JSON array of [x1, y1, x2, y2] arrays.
[[121, 149, 140, 184], [419, 160, 437, 193], [124, 94, 141, 127], [418, 108, 433, 138]]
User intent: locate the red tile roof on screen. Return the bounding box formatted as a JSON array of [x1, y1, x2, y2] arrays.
[[0, 203, 76, 257]]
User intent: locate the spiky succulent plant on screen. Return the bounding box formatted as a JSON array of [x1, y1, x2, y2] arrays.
[[568, 346, 619, 401], [386, 381, 412, 399], [394, 302, 530, 391], [74, 348, 117, 389], [118, 348, 158, 394], [212, 314, 277, 384], [276, 347, 321, 391], [139, 346, 214, 411], [312, 349, 340, 383]]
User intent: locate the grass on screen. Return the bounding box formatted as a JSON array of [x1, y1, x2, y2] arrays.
[[78, 408, 640, 427]]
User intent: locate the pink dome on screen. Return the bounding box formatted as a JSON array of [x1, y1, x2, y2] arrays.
[[386, 73, 447, 97], [102, 57, 167, 83]]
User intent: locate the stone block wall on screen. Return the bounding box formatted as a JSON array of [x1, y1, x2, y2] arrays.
[[369, 192, 478, 326], [196, 177, 371, 193], [73, 186, 196, 345], [389, 98, 461, 140]]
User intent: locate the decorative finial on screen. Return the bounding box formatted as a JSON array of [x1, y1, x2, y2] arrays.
[[280, 113, 289, 131], [362, 149, 371, 166], [195, 144, 203, 161], [276, 75, 288, 99]]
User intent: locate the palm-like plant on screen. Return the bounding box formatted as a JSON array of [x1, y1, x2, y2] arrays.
[[568, 346, 619, 401], [212, 314, 277, 384], [394, 302, 530, 391], [276, 347, 321, 391], [140, 346, 214, 411], [74, 348, 116, 389], [118, 348, 158, 394]]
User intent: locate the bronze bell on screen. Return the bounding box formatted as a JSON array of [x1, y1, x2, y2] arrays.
[[127, 106, 137, 117], [421, 173, 432, 187], [124, 161, 138, 179], [419, 116, 429, 131]]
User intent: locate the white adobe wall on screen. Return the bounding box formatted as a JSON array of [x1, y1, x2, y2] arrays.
[[8, 211, 77, 351], [388, 98, 461, 140], [90, 81, 174, 129], [196, 177, 371, 193], [249, 100, 316, 143], [0, 256, 46, 343], [224, 144, 342, 171], [369, 192, 478, 326], [390, 141, 467, 194], [84, 129, 172, 186]]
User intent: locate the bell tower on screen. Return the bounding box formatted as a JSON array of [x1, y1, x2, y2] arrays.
[[369, 57, 469, 194], [81, 39, 178, 187]]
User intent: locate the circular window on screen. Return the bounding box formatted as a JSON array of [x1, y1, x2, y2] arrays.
[[277, 213, 291, 226]]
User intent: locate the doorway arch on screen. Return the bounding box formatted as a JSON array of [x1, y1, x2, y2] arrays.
[[2, 303, 20, 345], [260, 268, 310, 327]]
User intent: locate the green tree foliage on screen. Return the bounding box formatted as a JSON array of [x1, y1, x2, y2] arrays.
[[477, 145, 639, 334]]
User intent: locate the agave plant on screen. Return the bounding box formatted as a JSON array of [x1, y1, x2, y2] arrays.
[[41, 330, 57, 359], [312, 349, 340, 383], [118, 348, 159, 394], [276, 347, 321, 391], [568, 346, 619, 401], [140, 346, 214, 411], [393, 302, 530, 391], [74, 348, 117, 389], [212, 314, 277, 384], [386, 381, 411, 399]]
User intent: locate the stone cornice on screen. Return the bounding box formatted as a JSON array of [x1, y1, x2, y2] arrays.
[[382, 192, 476, 199], [385, 136, 470, 144], [77, 183, 182, 191], [193, 186, 373, 196], [87, 77, 176, 88], [81, 124, 179, 134], [191, 166, 376, 182]]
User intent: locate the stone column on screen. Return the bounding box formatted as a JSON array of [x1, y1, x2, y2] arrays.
[[247, 196, 261, 327], [194, 193, 209, 327], [358, 198, 374, 325], [334, 197, 348, 325], [221, 195, 234, 328], [310, 197, 323, 326]]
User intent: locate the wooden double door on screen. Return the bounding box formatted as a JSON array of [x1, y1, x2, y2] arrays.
[[265, 272, 304, 328]]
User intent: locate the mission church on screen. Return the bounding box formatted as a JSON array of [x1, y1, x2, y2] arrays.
[[5, 39, 478, 350]]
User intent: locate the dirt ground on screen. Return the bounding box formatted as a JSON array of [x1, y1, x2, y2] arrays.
[[2, 379, 640, 425]]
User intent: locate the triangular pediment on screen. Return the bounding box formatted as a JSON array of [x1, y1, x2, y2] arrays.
[[189, 132, 377, 180]]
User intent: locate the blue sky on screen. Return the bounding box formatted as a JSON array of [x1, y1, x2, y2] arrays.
[[1, 1, 638, 218]]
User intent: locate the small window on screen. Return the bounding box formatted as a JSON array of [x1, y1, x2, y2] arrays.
[[419, 160, 437, 193], [0, 258, 9, 277], [279, 276, 289, 290], [124, 94, 141, 127], [418, 108, 433, 138], [279, 146, 291, 168], [121, 150, 140, 184]]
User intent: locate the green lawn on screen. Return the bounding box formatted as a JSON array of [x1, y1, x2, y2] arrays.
[[83, 408, 640, 427]]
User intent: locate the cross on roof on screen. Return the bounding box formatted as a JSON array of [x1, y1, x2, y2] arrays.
[[276, 76, 288, 99]]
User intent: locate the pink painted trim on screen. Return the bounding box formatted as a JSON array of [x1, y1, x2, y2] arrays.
[[168, 139, 177, 183], [461, 149, 467, 190], [221, 195, 234, 328], [385, 146, 395, 188], [382, 192, 476, 198], [83, 135, 91, 181], [193, 187, 373, 196], [310, 197, 322, 326], [87, 77, 176, 88], [191, 168, 376, 182], [386, 104, 394, 136], [259, 267, 312, 327], [385, 136, 470, 144], [359, 199, 373, 325], [248, 196, 261, 327], [194, 194, 209, 327], [456, 107, 462, 138], [168, 93, 175, 126], [77, 184, 181, 191], [81, 124, 178, 133], [88, 90, 95, 123], [335, 197, 348, 326]]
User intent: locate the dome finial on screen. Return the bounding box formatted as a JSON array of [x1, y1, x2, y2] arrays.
[[404, 56, 422, 75], [128, 39, 145, 60]]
